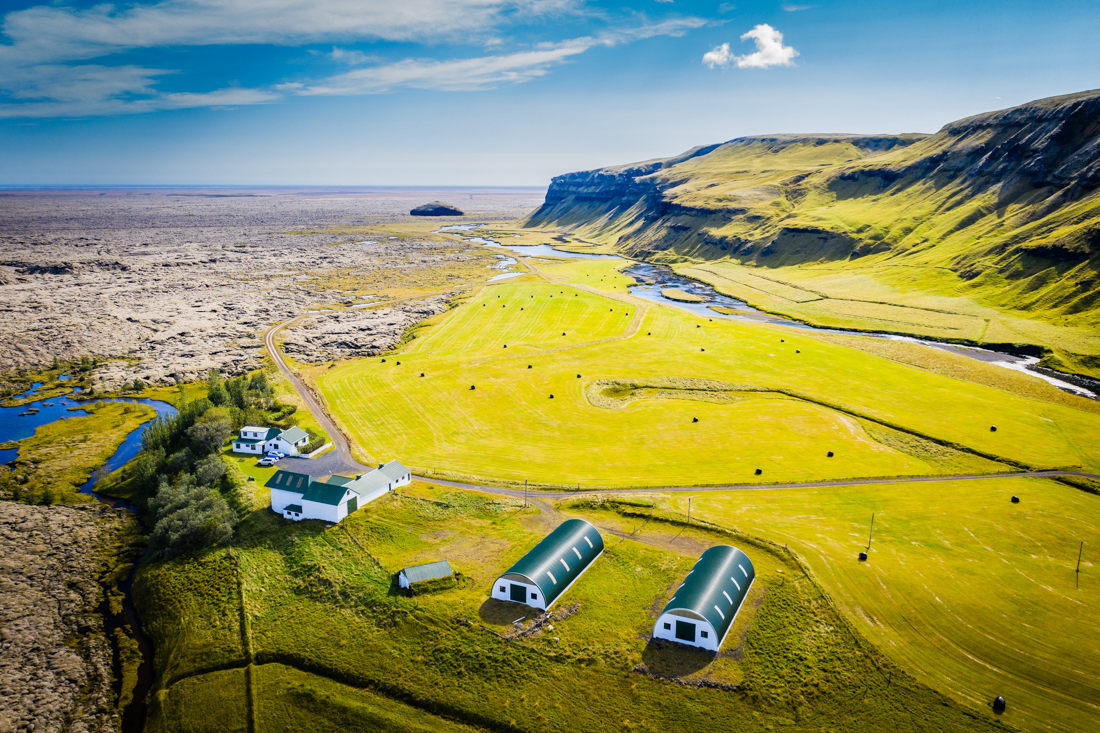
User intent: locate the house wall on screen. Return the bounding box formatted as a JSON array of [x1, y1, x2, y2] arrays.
[[399, 572, 410, 589], [301, 499, 342, 523], [358, 485, 391, 507], [652, 612, 720, 651], [265, 438, 300, 456], [491, 576, 546, 611], [232, 442, 263, 454], [270, 488, 304, 513]]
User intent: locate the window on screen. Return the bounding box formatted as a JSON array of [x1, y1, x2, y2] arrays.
[[531, 592, 538, 600], [663, 622, 671, 630], [499, 586, 505, 593], [701, 630, 709, 639]]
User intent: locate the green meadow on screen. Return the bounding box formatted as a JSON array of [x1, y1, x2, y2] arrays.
[[137, 481, 1004, 733], [315, 260, 1100, 488]]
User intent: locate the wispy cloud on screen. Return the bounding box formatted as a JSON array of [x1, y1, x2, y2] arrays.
[[703, 24, 798, 69], [782, 3, 816, 11], [295, 18, 707, 95]]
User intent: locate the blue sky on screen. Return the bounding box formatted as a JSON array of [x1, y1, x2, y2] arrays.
[[0, 0, 1096, 186]]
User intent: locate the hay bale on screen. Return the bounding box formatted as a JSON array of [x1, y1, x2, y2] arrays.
[[576, 374, 581, 378], [527, 365, 532, 369], [470, 385, 476, 390], [993, 696, 1006, 712], [692, 417, 698, 423], [991, 425, 997, 432], [1011, 495, 1020, 503], [754, 468, 762, 475], [827, 451, 834, 457], [420, 373, 425, 377], [381, 358, 386, 362], [549, 394, 554, 399], [859, 552, 868, 561]]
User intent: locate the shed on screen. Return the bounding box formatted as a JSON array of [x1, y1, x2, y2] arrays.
[[399, 560, 454, 589], [491, 518, 604, 610], [652, 545, 755, 651]]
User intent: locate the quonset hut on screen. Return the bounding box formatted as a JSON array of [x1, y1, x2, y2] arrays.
[[653, 545, 756, 651], [491, 519, 604, 610]]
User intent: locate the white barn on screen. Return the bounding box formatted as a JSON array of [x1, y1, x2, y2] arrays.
[[652, 545, 756, 651], [266, 460, 412, 523], [232, 426, 311, 456], [491, 518, 604, 610]]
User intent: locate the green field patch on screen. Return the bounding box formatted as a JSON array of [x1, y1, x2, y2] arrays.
[[145, 667, 249, 733]]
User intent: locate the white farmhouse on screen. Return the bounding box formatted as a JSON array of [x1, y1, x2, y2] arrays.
[[265, 460, 412, 523], [232, 426, 311, 455]]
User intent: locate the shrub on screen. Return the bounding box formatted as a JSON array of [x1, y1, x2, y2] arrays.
[[148, 476, 237, 559]]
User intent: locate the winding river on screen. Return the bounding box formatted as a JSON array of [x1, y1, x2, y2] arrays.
[[1, 385, 178, 732], [438, 224, 1099, 399]]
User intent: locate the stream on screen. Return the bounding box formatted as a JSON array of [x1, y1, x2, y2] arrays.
[[438, 224, 1099, 399], [1, 385, 178, 733]]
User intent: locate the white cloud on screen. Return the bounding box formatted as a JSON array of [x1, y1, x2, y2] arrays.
[[782, 3, 816, 11], [296, 18, 707, 95], [703, 24, 797, 69]]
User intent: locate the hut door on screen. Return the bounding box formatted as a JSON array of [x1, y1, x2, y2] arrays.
[[510, 584, 527, 603], [675, 620, 696, 642]]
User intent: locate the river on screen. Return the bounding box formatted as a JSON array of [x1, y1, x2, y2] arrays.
[[1, 384, 178, 732], [438, 224, 1099, 399]]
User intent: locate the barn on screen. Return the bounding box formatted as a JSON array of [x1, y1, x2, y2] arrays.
[[491, 518, 604, 610], [265, 459, 411, 523], [652, 545, 756, 651]]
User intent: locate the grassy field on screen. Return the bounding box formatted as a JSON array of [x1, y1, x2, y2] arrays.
[[314, 263, 1100, 487], [661, 477, 1100, 733], [136, 481, 1004, 733]]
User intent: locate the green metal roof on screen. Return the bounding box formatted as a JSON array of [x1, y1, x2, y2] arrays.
[[302, 481, 349, 506], [402, 561, 453, 584], [503, 519, 603, 608], [662, 545, 755, 645], [279, 426, 309, 444], [284, 504, 303, 514], [265, 470, 313, 493], [235, 437, 263, 445], [324, 475, 356, 486]]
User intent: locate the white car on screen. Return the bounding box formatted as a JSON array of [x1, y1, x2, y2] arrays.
[[257, 457, 277, 467]]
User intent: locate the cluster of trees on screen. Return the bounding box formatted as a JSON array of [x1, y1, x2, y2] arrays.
[[205, 369, 291, 428]]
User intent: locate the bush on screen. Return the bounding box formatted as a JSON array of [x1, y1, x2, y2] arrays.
[[148, 476, 237, 559]]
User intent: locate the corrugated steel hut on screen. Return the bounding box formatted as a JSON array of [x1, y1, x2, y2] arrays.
[[652, 545, 755, 651], [399, 561, 454, 589], [491, 518, 604, 610]]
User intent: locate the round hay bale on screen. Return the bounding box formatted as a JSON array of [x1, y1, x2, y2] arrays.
[[381, 358, 386, 362], [781, 339, 785, 342], [470, 385, 476, 390], [827, 451, 834, 457], [859, 552, 868, 561], [1011, 495, 1020, 503], [701, 347, 705, 352], [577, 374, 581, 378], [562, 332, 566, 336], [991, 425, 997, 432], [396, 361, 401, 365], [549, 394, 554, 399], [527, 365, 532, 369], [696, 325, 700, 328], [796, 349, 801, 353], [420, 373, 425, 377], [503, 344, 507, 348], [754, 468, 762, 476], [993, 696, 1006, 713], [692, 417, 698, 423]]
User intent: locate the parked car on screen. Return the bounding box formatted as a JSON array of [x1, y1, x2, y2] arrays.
[[257, 457, 277, 467]]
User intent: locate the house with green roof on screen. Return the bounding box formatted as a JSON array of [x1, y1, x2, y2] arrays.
[[232, 425, 311, 455], [653, 545, 755, 651], [265, 460, 412, 523], [491, 518, 604, 610]]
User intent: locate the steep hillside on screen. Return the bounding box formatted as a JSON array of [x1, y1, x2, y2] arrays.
[[526, 90, 1100, 377]]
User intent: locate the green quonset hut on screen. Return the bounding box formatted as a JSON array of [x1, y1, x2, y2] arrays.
[[653, 545, 755, 651], [492, 519, 604, 610]]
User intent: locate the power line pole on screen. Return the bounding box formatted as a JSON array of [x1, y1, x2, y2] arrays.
[[868, 512, 875, 551], [1078, 541, 1084, 589], [524, 478, 528, 508]]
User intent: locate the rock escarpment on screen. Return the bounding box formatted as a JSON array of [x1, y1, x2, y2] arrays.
[[0, 501, 134, 733]]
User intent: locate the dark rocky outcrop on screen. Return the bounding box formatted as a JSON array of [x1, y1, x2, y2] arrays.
[[410, 201, 465, 217]]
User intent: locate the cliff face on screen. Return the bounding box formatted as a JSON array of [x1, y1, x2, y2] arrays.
[[526, 90, 1100, 317]]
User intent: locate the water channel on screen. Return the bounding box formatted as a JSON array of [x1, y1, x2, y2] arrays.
[[439, 224, 1099, 399], [1, 384, 178, 732]]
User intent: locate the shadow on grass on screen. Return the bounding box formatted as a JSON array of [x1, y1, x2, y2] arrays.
[[641, 637, 715, 677], [478, 598, 534, 627]]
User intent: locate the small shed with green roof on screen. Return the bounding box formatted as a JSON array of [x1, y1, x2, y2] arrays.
[[653, 545, 755, 651], [491, 518, 604, 610], [399, 561, 455, 593]]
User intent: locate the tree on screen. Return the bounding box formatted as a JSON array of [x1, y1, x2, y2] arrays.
[[195, 454, 226, 487], [52, 356, 60, 370], [187, 412, 232, 455], [206, 369, 227, 406], [166, 447, 195, 474], [148, 477, 237, 559]]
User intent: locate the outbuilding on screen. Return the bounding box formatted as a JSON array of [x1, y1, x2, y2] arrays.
[[399, 561, 454, 590], [265, 459, 412, 523], [491, 518, 604, 610], [652, 545, 756, 651], [232, 425, 311, 456]]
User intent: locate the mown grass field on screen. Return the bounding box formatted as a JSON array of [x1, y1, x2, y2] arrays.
[[660, 477, 1100, 733], [137, 481, 1004, 733], [315, 261, 1100, 487]]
